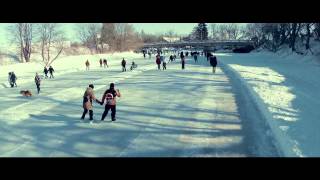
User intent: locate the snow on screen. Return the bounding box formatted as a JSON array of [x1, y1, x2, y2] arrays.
[[218, 50, 320, 157], [0, 52, 279, 157]]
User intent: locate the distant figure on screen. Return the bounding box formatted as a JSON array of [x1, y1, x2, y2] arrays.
[[121, 58, 126, 72], [209, 55, 218, 73], [180, 52, 184, 59], [43, 67, 49, 78], [49, 66, 54, 79], [148, 52, 152, 58], [8, 72, 12, 87], [169, 55, 173, 62], [181, 55, 185, 70], [85, 60, 90, 71], [156, 54, 161, 70], [10, 72, 17, 87], [162, 57, 167, 70], [99, 59, 103, 67], [186, 51, 189, 56], [130, 61, 137, 70], [103, 59, 108, 68], [34, 73, 41, 94], [100, 83, 121, 121], [193, 53, 198, 63]]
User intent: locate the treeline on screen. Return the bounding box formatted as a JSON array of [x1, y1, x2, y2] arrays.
[[186, 23, 320, 53]]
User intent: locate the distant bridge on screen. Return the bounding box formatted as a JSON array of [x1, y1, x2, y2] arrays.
[[141, 40, 255, 50]]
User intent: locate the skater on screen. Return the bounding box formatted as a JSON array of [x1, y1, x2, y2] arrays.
[[99, 59, 103, 67], [100, 83, 121, 121], [181, 55, 185, 70], [130, 61, 137, 71], [8, 72, 13, 87], [85, 60, 90, 71], [48, 66, 54, 79], [209, 55, 218, 73], [180, 52, 184, 59], [81, 84, 102, 122], [156, 54, 161, 70], [43, 67, 49, 79], [169, 55, 173, 62], [103, 59, 108, 68], [148, 51, 152, 59], [34, 73, 41, 94], [10, 72, 17, 87], [162, 57, 167, 70], [121, 58, 126, 72], [193, 53, 198, 63]]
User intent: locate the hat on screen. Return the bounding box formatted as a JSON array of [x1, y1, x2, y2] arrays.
[[89, 84, 94, 89]]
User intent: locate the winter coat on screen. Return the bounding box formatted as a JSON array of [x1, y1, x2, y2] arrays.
[[121, 60, 126, 67], [210, 56, 217, 67], [35, 75, 41, 85], [101, 89, 121, 106], [83, 87, 97, 110], [156, 55, 161, 64], [85, 61, 90, 66], [44, 68, 48, 74], [10, 73, 17, 83], [49, 67, 54, 73]]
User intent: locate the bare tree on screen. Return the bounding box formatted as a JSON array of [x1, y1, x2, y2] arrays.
[[9, 23, 33, 63], [36, 23, 66, 67], [76, 23, 102, 53], [101, 23, 116, 51]]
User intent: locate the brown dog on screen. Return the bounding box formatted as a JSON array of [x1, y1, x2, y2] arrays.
[[20, 90, 32, 97]]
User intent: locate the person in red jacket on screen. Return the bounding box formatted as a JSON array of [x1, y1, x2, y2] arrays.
[[100, 83, 121, 121], [156, 54, 161, 70]]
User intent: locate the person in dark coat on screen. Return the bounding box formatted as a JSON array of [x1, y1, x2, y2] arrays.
[[10, 72, 17, 87], [8, 72, 13, 87], [81, 84, 102, 122], [103, 59, 108, 68], [121, 58, 126, 72], [209, 56, 218, 73], [34, 73, 41, 94], [48, 66, 54, 78], [43, 67, 49, 78], [99, 59, 103, 67], [181, 55, 185, 70], [100, 83, 121, 121]]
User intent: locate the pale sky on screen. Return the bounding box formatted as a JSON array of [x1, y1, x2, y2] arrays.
[[0, 23, 246, 48]]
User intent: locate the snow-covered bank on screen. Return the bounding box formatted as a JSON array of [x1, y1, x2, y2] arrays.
[[218, 51, 320, 157]]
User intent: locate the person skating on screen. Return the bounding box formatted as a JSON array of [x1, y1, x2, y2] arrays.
[[180, 52, 184, 59], [209, 55, 218, 73], [100, 83, 121, 121], [156, 54, 161, 70], [43, 67, 49, 79], [34, 73, 41, 94], [148, 52, 151, 59], [169, 55, 173, 63], [130, 61, 137, 70], [49, 66, 54, 78], [81, 84, 102, 122], [181, 55, 185, 70], [8, 72, 13, 87], [10, 72, 17, 87], [103, 59, 108, 68], [121, 58, 126, 72], [99, 59, 103, 67], [85, 60, 90, 71], [162, 57, 167, 70], [193, 53, 198, 63]]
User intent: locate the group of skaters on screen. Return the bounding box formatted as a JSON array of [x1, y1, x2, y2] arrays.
[[43, 66, 55, 79], [7, 65, 55, 94], [121, 58, 137, 72], [153, 50, 218, 72], [81, 83, 121, 123]]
